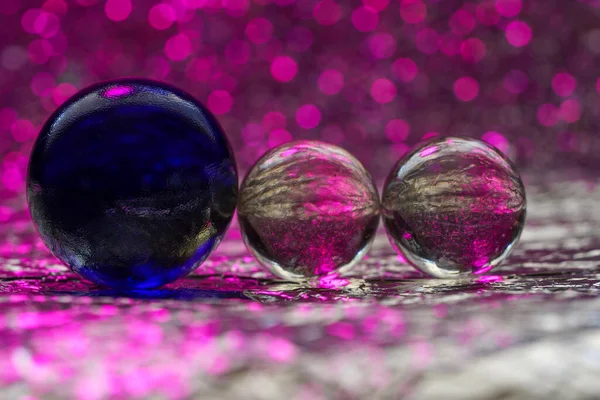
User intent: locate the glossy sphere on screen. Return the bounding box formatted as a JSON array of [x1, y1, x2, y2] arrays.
[[382, 137, 526, 278], [27, 79, 238, 289], [238, 141, 380, 281]]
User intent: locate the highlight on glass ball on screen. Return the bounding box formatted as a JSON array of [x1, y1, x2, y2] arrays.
[[238, 140, 380, 281], [381, 136, 526, 278], [27, 79, 238, 290]]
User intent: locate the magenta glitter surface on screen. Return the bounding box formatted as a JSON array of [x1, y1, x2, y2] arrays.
[[1, 0, 600, 399], [1, 175, 600, 399]]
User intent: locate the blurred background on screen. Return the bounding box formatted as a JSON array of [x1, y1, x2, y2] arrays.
[[1, 0, 600, 212], [2, 2, 600, 399]]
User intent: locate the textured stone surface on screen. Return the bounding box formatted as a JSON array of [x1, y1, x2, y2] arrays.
[[0, 172, 599, 399]]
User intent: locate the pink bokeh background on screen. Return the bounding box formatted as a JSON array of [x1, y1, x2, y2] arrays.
[[1, 0, 600, 209], [1, 3, 600, 398]]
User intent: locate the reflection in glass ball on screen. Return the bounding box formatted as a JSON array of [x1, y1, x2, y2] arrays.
[[382, 137, 526, 278], [27, 79, 238, 289], [238, 140, 380, 281]]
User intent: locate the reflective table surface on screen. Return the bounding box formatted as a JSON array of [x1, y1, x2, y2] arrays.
[[1, 171, 599, 400]]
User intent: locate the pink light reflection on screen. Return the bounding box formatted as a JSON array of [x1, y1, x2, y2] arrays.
[[482, 131, 510, 154], [316, 274, 350, 288], [103, 85, 134, 99], [267, 337, 297, 362], [326, 322, 355, 340], [280, 148, 299, 157], [419, 145, 437, 157], [477, 275, 504, 283]]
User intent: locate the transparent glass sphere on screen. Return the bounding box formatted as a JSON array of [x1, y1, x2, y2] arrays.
[[382, 137, 526, 278], [238, 140, 380, 281]]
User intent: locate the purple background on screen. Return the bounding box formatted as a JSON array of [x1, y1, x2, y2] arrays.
[[1, 2, 600, 398], [1, 0, 600, 214]]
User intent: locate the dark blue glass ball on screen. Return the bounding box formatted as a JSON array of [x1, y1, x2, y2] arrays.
[[27, 79, 238, 289]]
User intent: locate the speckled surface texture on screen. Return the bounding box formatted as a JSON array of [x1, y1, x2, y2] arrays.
[[1, 0, 600, 398], [1, 171, 599, 399]]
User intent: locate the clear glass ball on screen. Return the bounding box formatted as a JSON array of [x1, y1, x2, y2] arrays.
[[238, 140, 380, 281], [382, 136, 526, 278]]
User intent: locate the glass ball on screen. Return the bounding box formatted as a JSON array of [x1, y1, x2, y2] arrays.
[[238, 140, 380, 281], [27, 79, 238, 289], [382, 136, 526, 278]]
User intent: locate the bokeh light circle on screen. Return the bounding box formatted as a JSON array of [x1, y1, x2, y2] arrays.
[[318, 70, 344, 95], [296, 104, 322, 129], [453, 76, 480, 102], [370, 78, 396, 103], [270, 56, 298, 82], [505, 21, 532, 47]]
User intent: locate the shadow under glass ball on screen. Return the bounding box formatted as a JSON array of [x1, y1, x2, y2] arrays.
[[382, 136, 526, 278], [238, 140, 380, 281], [27, 79, 238, 289]]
